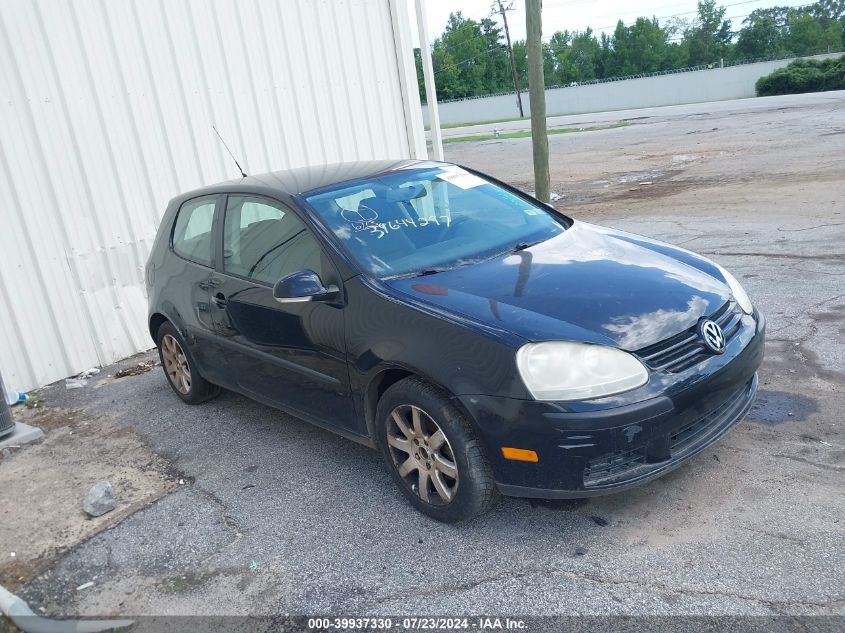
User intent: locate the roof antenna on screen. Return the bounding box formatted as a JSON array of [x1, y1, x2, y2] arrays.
[[212, 125, 247, 178]]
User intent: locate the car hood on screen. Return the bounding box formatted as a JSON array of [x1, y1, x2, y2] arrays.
[[384, 221, 730, 351]]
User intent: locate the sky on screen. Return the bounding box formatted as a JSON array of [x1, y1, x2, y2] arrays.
[[421, 0, 815, 42]]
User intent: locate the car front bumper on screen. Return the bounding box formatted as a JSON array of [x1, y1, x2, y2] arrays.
[[458, 311, 765, 499]]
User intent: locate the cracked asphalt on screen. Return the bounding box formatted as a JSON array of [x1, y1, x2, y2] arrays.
[[14, 92, 845, 618]]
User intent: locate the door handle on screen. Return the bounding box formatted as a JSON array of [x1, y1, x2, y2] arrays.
[[213, 292, 227, 308]]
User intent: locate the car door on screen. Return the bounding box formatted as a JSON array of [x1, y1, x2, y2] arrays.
[[207, 193, 357, 431], [167, 194, 224, 383]]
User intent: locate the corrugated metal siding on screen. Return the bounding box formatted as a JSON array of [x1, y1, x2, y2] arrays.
[[0, 0, 425, 390]]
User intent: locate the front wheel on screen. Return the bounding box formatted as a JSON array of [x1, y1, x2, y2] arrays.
[[376, 377, 498, 523]]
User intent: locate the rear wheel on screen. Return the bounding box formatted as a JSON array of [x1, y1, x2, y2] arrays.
[[156, 321, 220, 404], [376, 377, 498, 522]]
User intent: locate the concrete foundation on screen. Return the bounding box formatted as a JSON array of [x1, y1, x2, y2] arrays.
[[0, 423, 44, 450]]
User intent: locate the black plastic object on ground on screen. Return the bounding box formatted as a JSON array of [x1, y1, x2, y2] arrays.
[[0, 372, 16, 437]]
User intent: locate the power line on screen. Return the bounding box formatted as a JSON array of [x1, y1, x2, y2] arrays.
[[434, 46, 505, 76]]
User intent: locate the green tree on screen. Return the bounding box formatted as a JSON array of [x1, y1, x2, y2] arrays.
[[547, 30, 575, 84], [427, 13, 483, 98], [596, 32, 614, 78], [810, 0, 844, 25], [539, 42, 555, 86], [414, 49, 426, 102], [546, 29, 602, 83], [570, 29, 602, 80], [479, 17, 512, 93], [686, 0, 734, 65], [736, 8, 788, 59], [431, 43, 462, 100], [613, 17, 670, 74], [786, 10, 831, 55], [512, 39, 528, 86], [811, 0, 845, 52]]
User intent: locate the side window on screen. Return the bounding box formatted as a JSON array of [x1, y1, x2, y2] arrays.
[[172, 196, 217, 267], [223, 195, 322, 285]]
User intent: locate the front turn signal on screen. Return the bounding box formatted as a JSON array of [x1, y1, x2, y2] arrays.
[[501, 447, 539, 462]]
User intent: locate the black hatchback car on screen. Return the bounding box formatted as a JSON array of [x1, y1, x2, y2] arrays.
[[146, 160, 764, 522]]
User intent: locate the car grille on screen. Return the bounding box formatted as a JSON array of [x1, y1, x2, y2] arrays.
[[583, 377, 755, 488], [669, 382, 749, 453], [582, 446, 647, 485], [635, 301, 742, 373]]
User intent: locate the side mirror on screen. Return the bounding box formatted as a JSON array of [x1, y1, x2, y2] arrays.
[[273, 270, 339, 304]]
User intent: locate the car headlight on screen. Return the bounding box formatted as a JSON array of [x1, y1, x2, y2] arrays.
[[516, 341, 649, 401], [716, 264, 753, 315]]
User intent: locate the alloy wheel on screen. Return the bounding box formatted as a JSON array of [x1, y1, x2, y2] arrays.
[[161, 334, 192, 394], [386, 405, 459, 505]]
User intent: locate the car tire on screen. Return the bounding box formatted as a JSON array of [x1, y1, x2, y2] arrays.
[[376, 377, 498, 523], [155, 321, 220, 404]]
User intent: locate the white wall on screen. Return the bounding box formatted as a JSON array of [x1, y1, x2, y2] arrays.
[[0, 0, 426, 390], [426, 53, 842, 126]]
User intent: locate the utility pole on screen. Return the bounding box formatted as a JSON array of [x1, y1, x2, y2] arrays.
[[415, 0, 444, 160], [494, 0, 524, 118], [526, 0, 550, 202]]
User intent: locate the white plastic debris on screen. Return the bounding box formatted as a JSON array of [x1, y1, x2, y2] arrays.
[[76, 582, 94, 591], [1, 583, 133, 632], [4, 390, 27, 406], [77, 368, 101, 379], [64, 379, 87, 390]]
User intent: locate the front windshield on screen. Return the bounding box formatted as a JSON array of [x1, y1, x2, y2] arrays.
[[300, 165, 567, 279]]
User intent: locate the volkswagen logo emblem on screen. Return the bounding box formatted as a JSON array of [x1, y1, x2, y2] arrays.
[[699, 319, 726, 354]]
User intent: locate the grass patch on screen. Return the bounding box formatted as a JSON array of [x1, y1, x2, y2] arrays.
[[23, 392, 42, 409], [427, 115, 529, 130], [159, 575, 199, 594], [442, 122, 626, 144]]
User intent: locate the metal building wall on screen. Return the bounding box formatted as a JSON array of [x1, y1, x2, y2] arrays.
[[0, 0, 426, 390]]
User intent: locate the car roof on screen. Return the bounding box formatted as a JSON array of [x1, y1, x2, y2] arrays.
[[173, 159, 450, 204]]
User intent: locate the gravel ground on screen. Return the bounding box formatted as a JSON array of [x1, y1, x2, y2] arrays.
[[5, 92, 844, 620]]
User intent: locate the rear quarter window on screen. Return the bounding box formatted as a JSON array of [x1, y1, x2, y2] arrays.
[[172, 196, 217, 267]]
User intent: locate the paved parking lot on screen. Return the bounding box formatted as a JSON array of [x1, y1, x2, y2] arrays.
[[10, 92, 845, 618]]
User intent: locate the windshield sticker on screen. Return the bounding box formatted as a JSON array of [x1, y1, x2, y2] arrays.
[[436, 167, 486, 190]]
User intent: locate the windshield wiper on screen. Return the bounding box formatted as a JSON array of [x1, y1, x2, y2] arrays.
[[512, 239, 544, 252], [387, 241, 546, 280], [384, 264, 465, 280], [411, 267, 454, 277]]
